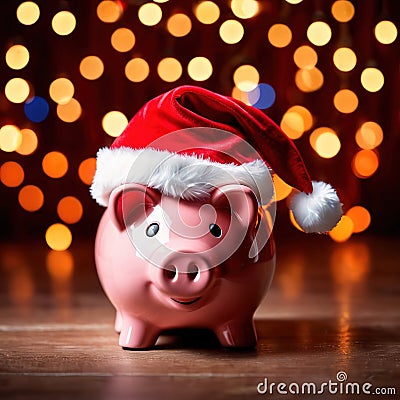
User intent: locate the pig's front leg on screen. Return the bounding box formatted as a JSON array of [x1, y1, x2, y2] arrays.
[[119, 315, 160, 349], [214, 318, 257, 348]]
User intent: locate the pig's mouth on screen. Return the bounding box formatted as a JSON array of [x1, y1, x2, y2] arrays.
[[171, 297, 201, 305]]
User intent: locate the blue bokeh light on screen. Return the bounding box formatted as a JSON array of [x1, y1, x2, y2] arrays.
[[24, 96, 50, 123], [248, 83, 276, 109]]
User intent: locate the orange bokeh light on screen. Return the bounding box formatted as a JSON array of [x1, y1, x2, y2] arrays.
[[352, 150, 379, 178], [42, 151, 68, 178], [57, 196, 83, 224], [0, 161, 24, 187], [329, 215, 354, 242], [346, 206, 371, 233], [46, 250, 74, 281], [18, 185, 44, 212], [273, 174, 292, 201], [78, 158, 96, 185]]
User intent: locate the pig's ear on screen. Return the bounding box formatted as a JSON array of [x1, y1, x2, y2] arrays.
[[108, 183, 160, 231], [211, 184, 258, 228]]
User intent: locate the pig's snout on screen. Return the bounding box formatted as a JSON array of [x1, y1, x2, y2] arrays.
[[154, 253, 213, 300]]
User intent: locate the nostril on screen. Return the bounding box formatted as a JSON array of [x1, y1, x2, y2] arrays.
[[164, 265, 178, 282], [188, 264, 200, 282]]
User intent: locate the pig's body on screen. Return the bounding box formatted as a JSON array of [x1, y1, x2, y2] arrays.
[[95, 185, 275, 349]]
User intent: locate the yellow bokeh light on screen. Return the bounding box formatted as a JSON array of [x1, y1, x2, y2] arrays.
[[0, 125, 22, 152], [45, 223, 72, 251], [125, 58, 150, 82], [331, 1, 355, 23], [102, 111, 128, 137], [355, 121, 383, 150], [57, 98, 82, 123], [273, 174, 292, 201], [231, 86, 251, 105], [0, 161, 24, 187], [219, 20, 244, 44], [285, 0, 303, 4], [280, 111, 305, 140], [315, 132, 341, 158], [329, 215, 354, 242], [289, 210, 304, 232], [307, 21, 332, 46], [111, 28, 135, 52], [231, 0, 259, 19], [187, 57, 213, 81], [167, 13, 192, 37], [18, 185, 44, 212], [293, 45, 318, 70], [233, 64, 259, 92], [333, 89, 358, 113], [17, 2, 40, 25], [194, 1, 220, 24], [79, 56, 104, 80], [16, 128, 38, 155], [346, 206, 371, 233], [42, 151, 68, 179], [309, 126, 335, 150], [46, 250, 74, 281], [295, 67, 324, 92], [78, 158, 96, 185], [138, 3, 162, 26], [97, 0, 123, 23], [375, 20, 397, 44], [352, 150, 379, 178], [361, 67, 384, 92], [57, 196, 83, 224], [5, 78, 30, 103], [333, 47, 357, 72], [6, 45, 30, 70], [52, 11, 76, 36], [157, 58, 182, 82], [49, 78, 74, 105], [268, 24, 292, 48]]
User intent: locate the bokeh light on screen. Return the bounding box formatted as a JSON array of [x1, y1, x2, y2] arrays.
[[352, 149, 379, 178], [57, 196, 83, 224], [46, 250, 74, 281], [247, 83, 276, 109], [331, 1, 355, 23], [6, 45, 30, 70], [329, 215, 354, 242], [361, 67, 384, 92], [187, 57, 213, 81], [45, 223, 72, 251], [194, 1, 220, 24], [138, 3, 162, 26], [333, 47, 357, 72], [0, 161, 24, 187], [307, 21, 332, 46], [273, 174, 292, 201], [111, 28, 135, 52], [295, 67, 324, 92], [231, 86, 251, 105], [102, 111, 128, 137], [5, 78, 30, 103], [24, 96, 49, 123], [231, 0, 259, 19], [18, 185, 44, 212], [52, 11, 76, 36], [97, 0, 123, 23], [219, 20, 244, 44], [293, 45, 318, 70], [57, 98, 82, 123], [157, 58, 182, 82], [49, 78, 74, 105], [285, 0, 303, 4], [355, 121, 383, 150], [233, 64, 259, 91], [289, 210, 304, 232], [79, 56, 104, 80], [0, 125, 22, 152], [42, 151, 69, 178], [315, 132, 341, 158], [167, 13, 192, 37], [16, 1, 40, 25], [346, 206, 371, 233], [333, 89, 358, 113], [125, 58, 150, 82], [78, 158, 96, 185], [375, 20, 397, 44], [280, 105, 313, 139], [16, 128, 38, 155], [268, 24, 292, 48]]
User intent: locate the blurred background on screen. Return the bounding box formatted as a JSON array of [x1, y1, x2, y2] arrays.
[[0, 0, 399, 252]]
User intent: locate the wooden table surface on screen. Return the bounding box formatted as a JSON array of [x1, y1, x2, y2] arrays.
[[0, 235, 399, 399]]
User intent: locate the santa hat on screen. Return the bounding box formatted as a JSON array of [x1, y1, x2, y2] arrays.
[[90, 85, 342, 233]]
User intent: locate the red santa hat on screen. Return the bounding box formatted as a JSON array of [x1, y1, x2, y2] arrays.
[[91, 85, 342, 233]]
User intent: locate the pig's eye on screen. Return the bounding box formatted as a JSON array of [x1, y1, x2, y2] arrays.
[[146, 223, 159, 237], [209, 223, 222, 238]]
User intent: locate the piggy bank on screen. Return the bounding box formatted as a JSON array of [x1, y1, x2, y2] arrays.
[[91, 86, 342, 349]]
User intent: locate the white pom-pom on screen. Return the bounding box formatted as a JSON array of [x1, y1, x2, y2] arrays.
[[290, 181, 342, 233]]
